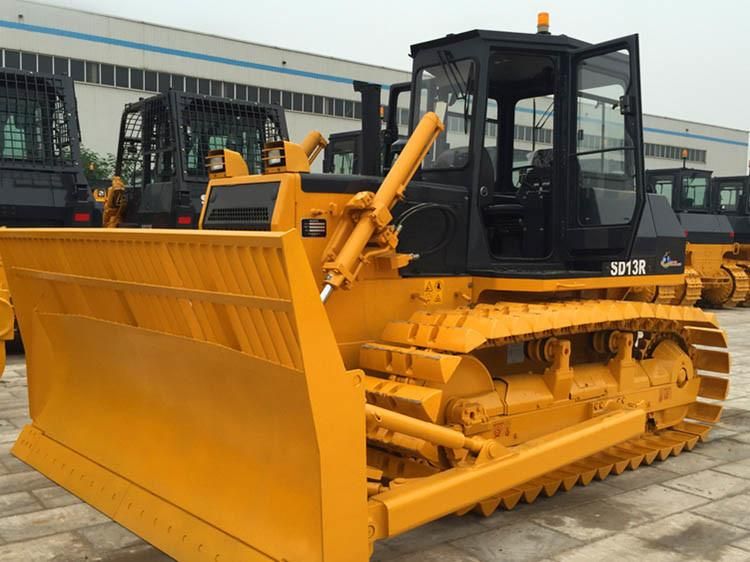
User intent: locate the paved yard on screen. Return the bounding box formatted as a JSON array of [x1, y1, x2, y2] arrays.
[[1, 309, 749, 561]]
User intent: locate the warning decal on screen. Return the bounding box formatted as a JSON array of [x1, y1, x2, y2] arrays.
[[422, 279, 444, 304]]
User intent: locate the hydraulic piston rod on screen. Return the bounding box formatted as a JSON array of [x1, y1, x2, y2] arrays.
[[365, 404, 487, 453]]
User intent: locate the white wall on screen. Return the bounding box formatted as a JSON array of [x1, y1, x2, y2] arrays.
[[74, 85, 145, 156], [1, 1, 409, 99], [643, 114, 748, 176]]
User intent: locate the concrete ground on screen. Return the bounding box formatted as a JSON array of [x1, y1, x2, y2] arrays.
[[0, 310, 749, 561]]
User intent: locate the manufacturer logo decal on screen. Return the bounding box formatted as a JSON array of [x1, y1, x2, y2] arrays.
[[660, 252, 682, 269]]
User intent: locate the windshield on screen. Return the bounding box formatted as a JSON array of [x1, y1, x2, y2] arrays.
[[681, 175, 709, 210], [414, 57, 474, 170]]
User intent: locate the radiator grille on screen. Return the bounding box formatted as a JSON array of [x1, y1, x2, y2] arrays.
[[204, 207, 271, 230]]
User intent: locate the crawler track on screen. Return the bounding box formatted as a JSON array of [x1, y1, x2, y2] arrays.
[[703, 263, 750, 307], [364, 300, 729, 517], [729, 260, 750, 306], [670, 266, 703, 307]]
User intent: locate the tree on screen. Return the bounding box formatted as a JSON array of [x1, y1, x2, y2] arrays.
[[79, 145, 116, 182]]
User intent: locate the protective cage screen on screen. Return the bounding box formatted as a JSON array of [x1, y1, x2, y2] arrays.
[[117, 93, 288, 187], [181, 95, 287, 176], [0, 70, 76, 167]]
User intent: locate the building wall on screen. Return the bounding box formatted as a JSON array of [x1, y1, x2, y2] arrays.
[[642, 114, 747, 176], [0, 0, 408, 171], [1, 0, 748, 176]]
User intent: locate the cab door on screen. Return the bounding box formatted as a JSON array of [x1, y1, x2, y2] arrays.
[[564, 35, 645, 263]]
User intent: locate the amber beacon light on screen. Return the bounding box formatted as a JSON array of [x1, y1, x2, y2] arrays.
[[537, 12, 550, 34]]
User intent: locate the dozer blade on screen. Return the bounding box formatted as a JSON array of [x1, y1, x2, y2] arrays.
[[0, 228, 369, 562]]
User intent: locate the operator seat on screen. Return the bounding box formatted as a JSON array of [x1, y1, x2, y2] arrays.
[[524, 149, 555, 189], [483, 148, 556, 258]]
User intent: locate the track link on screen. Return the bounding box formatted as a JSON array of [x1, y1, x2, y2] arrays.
[[726, 263, 750, 306], [729, 260, 750, 306], [469, 421, 713, 515], [628, 284, 677, 304], [670, 266, 702, 307], [702, 263, 749, 308]]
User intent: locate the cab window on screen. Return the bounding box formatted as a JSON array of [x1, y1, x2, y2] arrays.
[[1, 113, 29, 159], [652, 178, 673, 205], [512, 96, 554, 190], [1, 95, 72, 162], [718, 181, 742, 212], [414, 59, 475, 170], [681, 175, 709, 210], [575, 50, 636, 226], [329, 137, 357, 175]]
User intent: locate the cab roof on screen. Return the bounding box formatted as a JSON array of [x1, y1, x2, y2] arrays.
[[648, 168, 714, 175], [410, 29, 591, 57]]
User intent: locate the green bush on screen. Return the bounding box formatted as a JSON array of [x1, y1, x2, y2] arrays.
[[80, 146, 116, 181]]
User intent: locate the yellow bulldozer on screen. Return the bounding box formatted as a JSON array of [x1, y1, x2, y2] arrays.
[[0, 18, 730, 561], [647, 167, 747, 307], [0, 67, 99, 373], [712, 174, 750, 305]]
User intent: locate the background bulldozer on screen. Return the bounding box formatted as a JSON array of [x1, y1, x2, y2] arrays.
[[322, 80, 409, 176], [713, 174, 750, 305], [648, 167, 746, 307], [100, 90, 288, 228], [0, 20, 731, 561], [0, 68, 97, 371]]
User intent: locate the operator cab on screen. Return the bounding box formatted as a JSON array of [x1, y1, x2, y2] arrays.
[[395, 28, 683, 277], [201, 25, 684, 280], [646, 168, 734, 245], [647, 168, 712, 213], [712, 175, 750, 244]]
